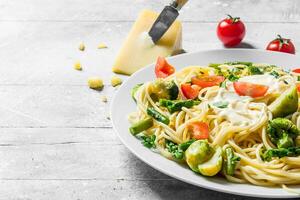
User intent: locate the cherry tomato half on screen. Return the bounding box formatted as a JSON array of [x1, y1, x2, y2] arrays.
[[292, 68, 300, 73], [297, 84, 300, 93], [266, 35, 295, 54], [296, 84, 300, 92], [181, 84, 200, 99], [233, 82, 269, 98], [192, 75, 225, 89], [217, 14, 246, 47], [187, 121, 209, 140], [155, 57, 175, 78]]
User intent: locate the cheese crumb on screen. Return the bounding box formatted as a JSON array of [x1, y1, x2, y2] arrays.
[[111, 76, 122, 87], [100, 95, 108, 103], [88, 77, 103, 90], [97, 43, 107, 49], [79, 42, 85, 51], [74, 61, 82, 70]]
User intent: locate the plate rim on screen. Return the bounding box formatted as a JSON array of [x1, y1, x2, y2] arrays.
[[110, 48, 300, 198]]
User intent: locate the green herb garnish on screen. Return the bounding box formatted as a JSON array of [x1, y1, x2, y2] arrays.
[[227, 74, 239, 82], [248, 65, 263, 75], [166, 139, 196, 160], [219, 81, 227, 88], [159, 99, 200, 113], [270, 71, 280, 78], [225, 61, 252, 66], [213, 101, 229, 108], [262, 147, 300, 161], [141, 135, 156, 148]]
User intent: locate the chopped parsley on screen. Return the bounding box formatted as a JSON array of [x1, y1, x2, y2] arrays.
[[209, 64, 222, 75], [248, 65, 263, 75], [227, 74, 239, 82], [225, 61, 252, 66], [231, 67, 241, 74], [219, 81, 227, 88], [166, 140, 184, 159], [269, 71, 280, 78], [141, 135, 156, 148], [166, 139, 196, 160]]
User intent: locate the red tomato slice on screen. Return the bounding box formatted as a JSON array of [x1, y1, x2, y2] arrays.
[[191, 75, 225, 88], [154, 57, 175, 78], [297, 84, 300, 93], [187, 121, 209, 140], [293, 68, 300, 73], [233, 82, 269, 98], [181, 84, 200, 99]]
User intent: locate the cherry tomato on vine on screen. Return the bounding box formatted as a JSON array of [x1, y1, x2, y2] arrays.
[[217, 15, 246, 47], [266, 35, 296, 54]]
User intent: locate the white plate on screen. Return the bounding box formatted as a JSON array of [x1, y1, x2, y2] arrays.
[[110, 49, 300, 198]]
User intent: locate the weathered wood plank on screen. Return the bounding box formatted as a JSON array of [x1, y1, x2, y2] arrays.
[[0, 1, 298, 199], [0, 86, 112, 127], [0, 127, 263, 200], [0, 142, 170, 180], [0, 21, 299, 86], [0, 128, 118, 145], [0, 179, 255, 200], [0, 0, 299, 23]]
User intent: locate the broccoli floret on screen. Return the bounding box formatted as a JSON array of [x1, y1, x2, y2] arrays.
[[267, 118, 299, 148], [277, 133, 294, 148], [150, 79, 179, 101], [166, 80, 179, 100], [262, 147, 300, 161]]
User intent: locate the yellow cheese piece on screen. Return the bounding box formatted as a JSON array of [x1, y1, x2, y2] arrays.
[[74, 61, 82, 70], [87, 77, 103, 90], [98, 43, 108, 49], [78, 42, 85, 51], [112, 10, 182, 75], [110, 75, 122, 87]]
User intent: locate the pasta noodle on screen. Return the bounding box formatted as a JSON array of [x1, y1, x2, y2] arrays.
[[129, 62, 300, 189]]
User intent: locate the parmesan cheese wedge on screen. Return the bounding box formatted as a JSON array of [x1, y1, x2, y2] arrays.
[[112, 10, 182, 75]]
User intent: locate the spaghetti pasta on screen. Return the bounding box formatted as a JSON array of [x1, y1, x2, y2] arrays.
[[129, 62, 300, 189]]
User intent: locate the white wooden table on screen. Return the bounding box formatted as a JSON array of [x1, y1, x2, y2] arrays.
[[0, 0, 299, 199]]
